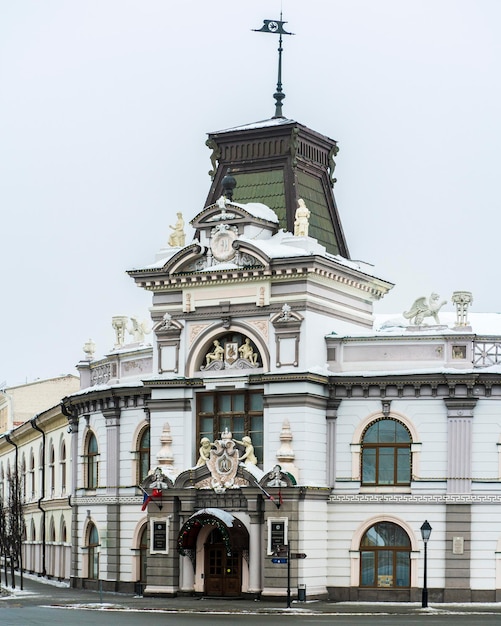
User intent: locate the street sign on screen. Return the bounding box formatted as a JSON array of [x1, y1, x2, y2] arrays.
[[292, 553, 307, 559], [271, 557, 288, 564]]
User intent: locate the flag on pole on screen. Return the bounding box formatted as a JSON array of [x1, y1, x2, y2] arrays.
[[141, 491, 152, 511], [253, 20, 293, 36], [253, 480, 282, 509], [139, 485, 163, 510]]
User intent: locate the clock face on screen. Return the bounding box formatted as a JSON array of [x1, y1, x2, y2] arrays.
[[268, 21, 279, 32], [211, 229, 236, 261]]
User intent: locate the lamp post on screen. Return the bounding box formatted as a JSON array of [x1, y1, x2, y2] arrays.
[[420, 520, 432, 608]]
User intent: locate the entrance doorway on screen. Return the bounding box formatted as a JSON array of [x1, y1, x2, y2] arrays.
[[204, 528, 241, 596]]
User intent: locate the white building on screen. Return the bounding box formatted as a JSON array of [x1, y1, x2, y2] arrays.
[[55, 113, 501, 603]]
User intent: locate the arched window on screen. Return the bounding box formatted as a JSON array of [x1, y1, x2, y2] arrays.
[[29, 451, 35, 499], [38, 445, 43, 493], [85, 433, 98, 489], [361, 419, 411, 486], [87, 523, 99, 580], [49, 443, 55, 496], [21, 454, 26, 500], [360, 522, 411, 588], [49, 517, 56, 542], [138, 427, 150, 484], [139, 525, 148, 583], [61, 519, 67, 544], [60, 442, 67, 495], [6, 461, 11, 502]]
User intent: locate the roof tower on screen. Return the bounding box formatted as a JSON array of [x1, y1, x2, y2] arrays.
[[204, 16, 349, 258]]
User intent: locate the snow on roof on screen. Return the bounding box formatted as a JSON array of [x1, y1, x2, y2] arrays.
[[131, 246, 181, 271], [71, 380, 145, 397], [374, 312, 501, 336], [239, 229, 324, 259], [239, 230, 388, 280], [327, 312, 501, 339], [212, 117, 297, 133], [231, 201, 279, 223]]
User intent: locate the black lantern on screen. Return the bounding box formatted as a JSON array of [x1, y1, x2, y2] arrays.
[[420, 520, 432, 607]]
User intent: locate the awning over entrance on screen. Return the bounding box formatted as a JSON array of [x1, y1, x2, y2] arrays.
[[177, 508, 248, 556]]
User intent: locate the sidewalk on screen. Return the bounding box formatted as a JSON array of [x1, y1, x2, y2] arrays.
[[3, 573, 501, 616]]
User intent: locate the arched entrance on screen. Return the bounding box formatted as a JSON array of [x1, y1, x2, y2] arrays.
[[204, 527, 241, 596], [177, 508, 249, 597]]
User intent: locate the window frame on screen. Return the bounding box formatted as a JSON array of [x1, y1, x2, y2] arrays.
[[196, 389, 264, 465], [361, 418, 412, 487], [359, 521, 411, 589], [85, 432, 99, 490], [87, 522, 99, 580], [137, 427, 151, 485]]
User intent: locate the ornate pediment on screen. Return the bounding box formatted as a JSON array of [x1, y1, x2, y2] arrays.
[[191, 197, 279, 233]]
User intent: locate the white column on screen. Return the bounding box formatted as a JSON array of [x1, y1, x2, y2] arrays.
[[248, 520, 262, 593], [180, 554, 194, 591]]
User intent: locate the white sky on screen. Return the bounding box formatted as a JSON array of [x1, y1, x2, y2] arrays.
[[1, 0, 499, 386]]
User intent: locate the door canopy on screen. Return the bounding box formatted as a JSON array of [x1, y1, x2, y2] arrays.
[[177, 508, 248, 556]]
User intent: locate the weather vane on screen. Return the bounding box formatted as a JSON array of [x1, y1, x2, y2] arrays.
[[253, 14, 294, 119]]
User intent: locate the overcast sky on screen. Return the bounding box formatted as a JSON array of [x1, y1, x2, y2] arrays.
[[1, 0, 499, 386]]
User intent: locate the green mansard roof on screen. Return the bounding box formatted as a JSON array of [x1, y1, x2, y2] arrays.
[[204, 118, 349, 258]]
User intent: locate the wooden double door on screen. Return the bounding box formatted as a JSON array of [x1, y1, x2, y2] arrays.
[[204, 542, 241, 597]]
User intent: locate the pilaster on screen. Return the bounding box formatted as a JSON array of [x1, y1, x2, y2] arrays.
[[444, 398, 477, 494]]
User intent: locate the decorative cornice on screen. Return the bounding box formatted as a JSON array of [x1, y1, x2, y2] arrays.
[[146, 398, 192, 411], [264, 393, 328, 410], [142, 378, 204, 389], [74, 495, 142, 506], [330, 493, 501, 504], [250, 372, 329, 386], [65, 388, 150, 417], [329, 372, 501, 398], [126, 258, 391, 300]]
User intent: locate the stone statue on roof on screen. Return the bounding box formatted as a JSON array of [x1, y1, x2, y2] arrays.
[[403, 293, 447, 325], [128, 316, 151, 343], [168, 212, 186, 247], [294, 199, 310, 237]]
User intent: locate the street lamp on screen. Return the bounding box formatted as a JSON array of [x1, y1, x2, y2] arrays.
[[420, 520, 432, 608]]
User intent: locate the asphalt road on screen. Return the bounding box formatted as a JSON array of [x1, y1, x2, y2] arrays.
[[3, 574, 501, 625], [3, 607, 501, 626]]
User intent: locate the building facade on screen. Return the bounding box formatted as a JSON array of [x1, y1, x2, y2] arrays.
[[0, 375, 79, 434], [0, 404, 72, 581], [3, 115, 501, 603]]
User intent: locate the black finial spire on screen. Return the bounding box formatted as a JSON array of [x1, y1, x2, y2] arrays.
[[253, 14, 294, 118], [221, 170, 237, 201]]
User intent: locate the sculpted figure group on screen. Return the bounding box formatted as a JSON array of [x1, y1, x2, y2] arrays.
[[196, 433, 257, 467], [204, 337, 258, 367]]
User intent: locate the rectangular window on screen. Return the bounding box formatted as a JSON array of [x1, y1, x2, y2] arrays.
[[396, 551, 410, 586], [397, 448, 411, 483], [378, 448, 395, 485], [362, 449, 376, 484], [196, 390, 264, 465], [360, 551, 375, 586]]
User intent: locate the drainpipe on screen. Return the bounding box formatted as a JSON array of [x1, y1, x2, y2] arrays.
[[31, 416, 46, 577], [4, 432, 23, 589]]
